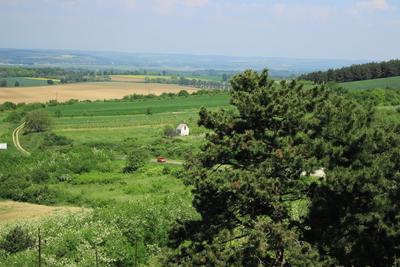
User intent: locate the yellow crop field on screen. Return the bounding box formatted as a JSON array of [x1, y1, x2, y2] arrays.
[[0, 201, 84, 225], [0, 82, 196, 103], [29, 77, 61, 82]]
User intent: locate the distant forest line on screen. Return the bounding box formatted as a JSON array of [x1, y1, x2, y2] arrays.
[[0, 66, 108, 85], [299, 59, 400, 84]]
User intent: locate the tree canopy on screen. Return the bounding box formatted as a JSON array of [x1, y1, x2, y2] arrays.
[[24, 110, 52, 133], [299, 59, 400, 84], [164, 69, 400, 266]]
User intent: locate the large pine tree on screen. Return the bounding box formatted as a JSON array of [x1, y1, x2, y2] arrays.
[[164, 69, 400, 266]]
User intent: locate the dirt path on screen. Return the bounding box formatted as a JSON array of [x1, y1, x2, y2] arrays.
[[150, 159, 183, 165], [12, 122, 30, 156]]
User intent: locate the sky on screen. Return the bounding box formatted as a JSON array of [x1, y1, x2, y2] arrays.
[[0, 0, 399, 60]]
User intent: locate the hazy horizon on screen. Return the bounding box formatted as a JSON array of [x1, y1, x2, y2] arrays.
[[1, 0, 399, 61]]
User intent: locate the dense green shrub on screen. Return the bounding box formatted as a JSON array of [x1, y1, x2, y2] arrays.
[[0, 226, 34, 254], [123, 149, 149, 173], [40, 132, 72, 148], [24, 110, 52, 133], [3, 110, 25, 123], [0, 101, 17, 111], [163, 125, 177, 138], [149, 138, 194, 159]]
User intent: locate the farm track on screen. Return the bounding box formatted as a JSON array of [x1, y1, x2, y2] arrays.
[[150, 159, 183, 165], [12, 122, 30, 156]]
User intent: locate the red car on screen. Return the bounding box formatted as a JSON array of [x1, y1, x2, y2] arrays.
[[157, 157, 167, 163]]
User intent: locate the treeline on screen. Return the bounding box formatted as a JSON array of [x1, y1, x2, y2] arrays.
[[122, 89, 224, 101], [144, 77, 229, 89], [0, 66, 110, 84], [299, 59, 400, 83], [103, 69, 233, 82]]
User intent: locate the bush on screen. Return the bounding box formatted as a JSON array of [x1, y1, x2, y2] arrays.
[[0, 101, 17, 111], [3, 111, 25, 123], [123, 149, 149, 173], [0, 226, 35, 254], [162, 166, 171, 175], [178, 90, 189, 97], [25, 110, 52, 133], [41, 132, 72, 148], [163, 125, 177, 138]]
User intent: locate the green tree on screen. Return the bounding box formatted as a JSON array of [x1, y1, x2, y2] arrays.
[[14, 81, 20, 87], [55, 109, 62, 118], [164, 69, 336, 266], [222, 73, 228, 82], [146, 107, 153, 115], [123, 148, 149, 173], [163, 125, 177, 138], [24, 110, 52, 133], [177, 90, 189, 97], [0, 80, 7, 87], [305, 109, 400, 264]]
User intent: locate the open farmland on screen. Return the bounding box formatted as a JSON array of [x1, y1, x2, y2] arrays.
[[0, 82, 197, 104], [111, 75, 172, 82]]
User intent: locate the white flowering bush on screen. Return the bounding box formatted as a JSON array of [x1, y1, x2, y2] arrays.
[[0, 193, 197, 266]]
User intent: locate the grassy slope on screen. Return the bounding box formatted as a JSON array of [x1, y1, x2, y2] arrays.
[[340, 76, 400, 90], [52, 111, 205, 144], [4, 94, 231, 208]]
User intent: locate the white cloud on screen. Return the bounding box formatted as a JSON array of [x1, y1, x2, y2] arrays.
[[354, 0, 390, 11], [152, 0, 208, 14], [270, 3, 335, 22], [182, 0, 208, 7]]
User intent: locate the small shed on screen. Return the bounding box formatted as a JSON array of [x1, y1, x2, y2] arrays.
[[176, 123, 189, 136], [0, 143, 7, 150]]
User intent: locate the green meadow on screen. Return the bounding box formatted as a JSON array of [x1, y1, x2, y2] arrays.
[[340, 76, 400, 90], [46, 93, 230, 117], [0, 77, 60, 87]]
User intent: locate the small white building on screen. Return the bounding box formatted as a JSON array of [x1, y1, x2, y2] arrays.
[[176, 123, 190, 136], [0, 143, 7, 150]]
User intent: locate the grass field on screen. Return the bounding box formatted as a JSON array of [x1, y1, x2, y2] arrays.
[[0, 200, 83, 225], [0, 82, 197, 104], [46, 93, 229, 116], [1, 94, 230, 209], [340, 76, 400, 90], [111, 75, 172, 82], [0, 77, 60, 87]]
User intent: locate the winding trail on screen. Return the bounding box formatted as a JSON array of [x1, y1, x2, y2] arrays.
[[12, 122, 31, 156]]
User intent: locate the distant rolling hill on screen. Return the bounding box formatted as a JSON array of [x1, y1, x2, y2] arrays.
[[0, 48, 369, 77], [340, 76, 400, 90]]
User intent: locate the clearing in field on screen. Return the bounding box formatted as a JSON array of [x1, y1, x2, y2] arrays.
[[0, 201, 83, 225], [0, 82, 197, 104]]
